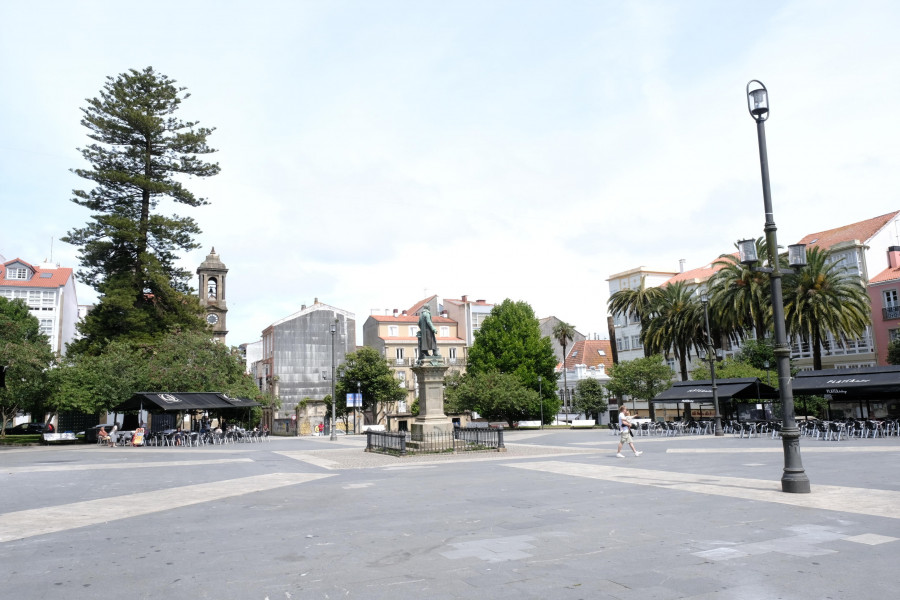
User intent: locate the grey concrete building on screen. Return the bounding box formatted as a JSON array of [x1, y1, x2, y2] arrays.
[[258, 300, 356, 434]]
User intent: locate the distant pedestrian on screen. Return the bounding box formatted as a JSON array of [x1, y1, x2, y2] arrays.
[[616, 406, 642, 458]]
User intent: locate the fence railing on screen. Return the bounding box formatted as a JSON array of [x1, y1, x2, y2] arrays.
[[365, 426, 505, 456]]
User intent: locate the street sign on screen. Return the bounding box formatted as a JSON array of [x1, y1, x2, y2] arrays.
[[346, 393, 362, 408]]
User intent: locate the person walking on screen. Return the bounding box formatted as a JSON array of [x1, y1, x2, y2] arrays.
[[616, 405, 642, 458]]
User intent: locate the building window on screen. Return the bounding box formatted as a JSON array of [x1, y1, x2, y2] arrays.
[[440, 326, 449, 338], [449, 347, 457, 359], [620, 337, 630, 351], [409, 326, 419, 337], [890, 329, 900, 342], [388, 325, 399, 337], [631, 335, 641, 349], [39, 319, 53, 336], [42, 291, 55, 310], [884, 289, 899, 308], [28, 291, 41, 309], [397, 371, 406, 387], [6, 267, 27, 280], [395, 348, 404, 360]]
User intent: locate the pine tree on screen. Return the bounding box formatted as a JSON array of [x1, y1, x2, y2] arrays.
[[63, 67, 219, 352]]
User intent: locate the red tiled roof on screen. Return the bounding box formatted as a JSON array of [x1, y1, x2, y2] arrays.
[[406, 295, 438, 315], [663, 259, 725, 285], [444, 297, 493, 307], [563, 340, 613, 370], [796, 211, 900, 250], [869, 266, 900, 285], [369, 315, 455, 323], [1, 259, 72, 289]]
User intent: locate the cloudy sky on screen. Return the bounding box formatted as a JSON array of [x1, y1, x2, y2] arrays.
[[2, 0, 899, 346]]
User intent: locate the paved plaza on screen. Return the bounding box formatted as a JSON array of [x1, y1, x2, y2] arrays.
[[1, 430, 898, 599]]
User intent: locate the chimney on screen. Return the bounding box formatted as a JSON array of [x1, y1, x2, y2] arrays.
[[301, 304, 307, 310], [314, 297, 319, 304], [889, 246, 900, 269], [461, 295, 468, 303], [393, 308, 399, 316], [401, 310, 408, 316], [678, 259, 686, 273]]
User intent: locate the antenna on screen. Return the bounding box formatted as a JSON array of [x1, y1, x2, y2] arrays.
[[50, 237, 54, 262]]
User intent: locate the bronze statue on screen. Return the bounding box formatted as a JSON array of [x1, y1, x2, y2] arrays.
[[417, 307, 439, 357]]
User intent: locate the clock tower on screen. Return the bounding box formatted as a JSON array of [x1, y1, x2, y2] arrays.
[[197, 247, 228, 343]]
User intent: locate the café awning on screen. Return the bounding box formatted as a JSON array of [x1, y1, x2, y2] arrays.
[[791, 366, 900, 399], [651, 378, 778, 404], [114, 392, 260, 412]]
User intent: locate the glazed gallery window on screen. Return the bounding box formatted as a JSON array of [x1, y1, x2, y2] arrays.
[[6, 267, 27, 280]]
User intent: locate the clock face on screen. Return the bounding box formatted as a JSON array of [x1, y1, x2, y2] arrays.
[[207, 313, 219, 325]]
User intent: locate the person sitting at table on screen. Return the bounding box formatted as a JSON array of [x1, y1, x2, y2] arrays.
[[107, 424, 118, 447], [98, 426, 110, 446]]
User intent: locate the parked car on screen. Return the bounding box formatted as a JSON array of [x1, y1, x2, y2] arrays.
[[5, 423, 46, 434]]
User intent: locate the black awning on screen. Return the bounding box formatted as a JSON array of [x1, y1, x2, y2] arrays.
[[792, 366, 900, 399], [651, 378, 778, 404], [114, 392, 259, 412]]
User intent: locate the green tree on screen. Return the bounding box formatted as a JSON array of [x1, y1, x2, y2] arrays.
[[887, 339, 900, 365], [572, 378, 608, 421], [643, 281, 703, 382], [690, 358, 769, 383], [144, 330, 262, 401], [605, 355, 673, 413], [733, 338, 776, 371], [552, 320, 576, 411], [783, 246, 871, 370], [709, 239, 772, 341], [467, 299, 558, 397], [0, 298, 54, 436], [63, 67, 219, 353], [607, 276, 663, 357], [336, 346, 407, 425], [444, 371, 541, 427], [48, 338, 147, 417]]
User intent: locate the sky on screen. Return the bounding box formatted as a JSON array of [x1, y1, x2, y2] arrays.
[[2, 0, 899, 347]]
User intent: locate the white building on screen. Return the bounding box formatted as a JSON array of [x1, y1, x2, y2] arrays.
[[0, 256, 79, 355]]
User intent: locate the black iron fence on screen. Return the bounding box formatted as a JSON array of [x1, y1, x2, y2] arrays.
[[366, 426, 505, 456]]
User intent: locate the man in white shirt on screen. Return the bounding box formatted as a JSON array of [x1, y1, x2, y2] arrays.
[[616, 405, 643, 458]]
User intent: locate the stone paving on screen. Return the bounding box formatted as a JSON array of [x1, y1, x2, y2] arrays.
[[1, 430, 898, 599]]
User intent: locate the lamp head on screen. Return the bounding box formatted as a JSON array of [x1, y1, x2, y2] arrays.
[[737, 239, 759, 265], [788, 244, 807, 268], [747, 80, 769, 121]]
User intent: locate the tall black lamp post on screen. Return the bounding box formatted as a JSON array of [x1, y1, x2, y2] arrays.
[[330, 320, 337, 441], [741, 80, 810, 493], [699, 293, 724, 436]]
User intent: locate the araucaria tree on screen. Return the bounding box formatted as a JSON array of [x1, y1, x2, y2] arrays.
[[63, 67, 220, 353]]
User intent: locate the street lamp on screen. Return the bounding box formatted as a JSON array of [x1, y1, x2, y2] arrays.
[[699, 293, 724, 436], [356, 380, 361, 435], [763, 360, 771, 386], [538, 375, 543, 430], [743, 80, 810, 493], [330, 319, 337, 441]]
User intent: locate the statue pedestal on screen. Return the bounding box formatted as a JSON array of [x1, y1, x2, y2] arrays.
[[411, 360, 453, 438]]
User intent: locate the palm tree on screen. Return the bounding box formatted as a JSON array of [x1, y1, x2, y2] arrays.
[[643, 281, 704, 381], [552, 321, 576, 415], [708, 238, 772, 342], [607, 276, 663, 357], [783, 246, 871, 370]]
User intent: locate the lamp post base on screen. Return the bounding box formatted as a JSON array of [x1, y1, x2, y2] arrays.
[[780, 428, 810, 493]]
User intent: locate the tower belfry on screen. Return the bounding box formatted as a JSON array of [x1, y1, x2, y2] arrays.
[[197, 247, 228, 343]]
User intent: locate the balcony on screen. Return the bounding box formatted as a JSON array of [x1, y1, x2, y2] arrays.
[[883, 306, 900, 321]]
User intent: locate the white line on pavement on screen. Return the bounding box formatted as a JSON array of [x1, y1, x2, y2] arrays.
[[1, 458, 253, 473], [666, 447, 900, 453], [0, 472, 333, 543], [505, 461, 900, 520]]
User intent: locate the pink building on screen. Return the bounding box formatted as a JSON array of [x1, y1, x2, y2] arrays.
[[867, 246, 900, 365]]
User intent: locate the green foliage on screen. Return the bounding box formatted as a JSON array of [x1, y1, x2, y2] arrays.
[[336, 346, 407, 423], [709, 239, 772, 341], [783, 246, 871, 370], [467, 299, 558, 399], [733, 339, 775, 370], [63, 67, 219, 353], [643, 281, 703, 381], [572, 378, 608, 420], [0, 298, 54, 436], [887, 340, 900, 365], [606, 355, 673, 406], [49, 339, 147, 415], [143, 330, 262, 401], [690, 358, 771, 384], [444, 371, 542, 427], [607, 277, 663, 357]]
